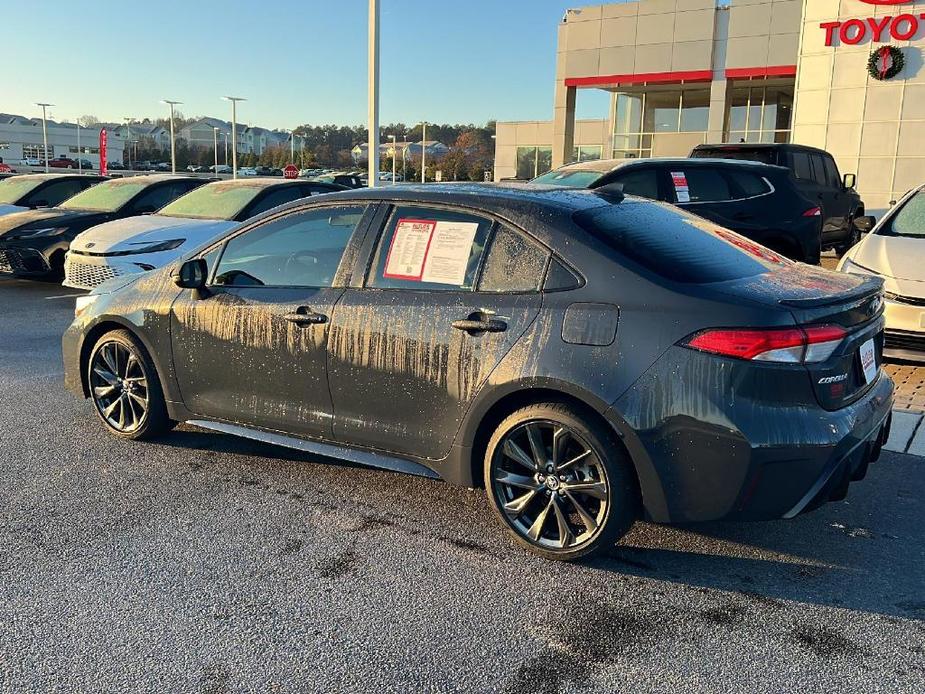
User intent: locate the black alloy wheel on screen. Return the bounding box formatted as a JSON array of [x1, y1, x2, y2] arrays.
[[485, 404, 638, 561], [87, 330, 173, 440]]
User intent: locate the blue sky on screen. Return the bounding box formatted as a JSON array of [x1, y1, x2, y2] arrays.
[[1, 0, 613, 128]]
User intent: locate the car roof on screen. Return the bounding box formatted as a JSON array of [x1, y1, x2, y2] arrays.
[[200, 177, 312, 190], [693, 142, 830, 155], [3, 173, 105, 182], [105, 174, 197, 185], [279, 182, 619, 215], [550, 157, 786, 175]]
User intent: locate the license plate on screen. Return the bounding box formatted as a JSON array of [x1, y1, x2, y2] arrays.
[[859, 338, 877, 385]]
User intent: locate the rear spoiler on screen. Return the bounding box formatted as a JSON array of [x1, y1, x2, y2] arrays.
[[777, 275, 883, 309]]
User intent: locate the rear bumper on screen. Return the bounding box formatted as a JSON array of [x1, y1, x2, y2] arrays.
[[611, 357, 894, 524]]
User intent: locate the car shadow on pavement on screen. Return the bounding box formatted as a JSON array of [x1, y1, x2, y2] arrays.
[[157, 427, 922, 622], [591, 453, 924, 621]]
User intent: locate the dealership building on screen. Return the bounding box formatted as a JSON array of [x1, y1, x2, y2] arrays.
[[494, 0, 925, 215], [0, 113, 125, 168]]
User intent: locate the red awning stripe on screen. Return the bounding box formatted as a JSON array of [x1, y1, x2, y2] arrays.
[[724, 65, 797, 79], [564, 70, 714, 87]]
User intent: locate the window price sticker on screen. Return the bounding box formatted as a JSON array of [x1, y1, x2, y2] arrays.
[[671, 171, 690, 203], [383, 218, 479, 285]]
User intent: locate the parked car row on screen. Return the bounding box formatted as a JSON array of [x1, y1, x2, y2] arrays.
[[0, 174, 347, 285]]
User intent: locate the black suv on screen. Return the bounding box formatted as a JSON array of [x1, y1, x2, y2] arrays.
[[532, 158, 823, 264], [691, 144, 864, 255]]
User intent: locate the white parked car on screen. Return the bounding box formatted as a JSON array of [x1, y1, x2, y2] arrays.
[[20, 157, 42, 166], [63, 178, 346, 290], [237, 167, 258, 177], [838, 184, 925, 362], [210, 164, 232, 174]]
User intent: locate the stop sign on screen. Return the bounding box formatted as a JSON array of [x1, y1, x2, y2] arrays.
[[283, 164, 299, 179]]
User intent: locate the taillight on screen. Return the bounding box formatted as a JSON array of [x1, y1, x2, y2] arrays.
[[803, 207, 822, 217], [684, 325, 847, 363]]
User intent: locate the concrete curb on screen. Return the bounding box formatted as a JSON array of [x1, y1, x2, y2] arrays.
[[884, 410, 925, 456]]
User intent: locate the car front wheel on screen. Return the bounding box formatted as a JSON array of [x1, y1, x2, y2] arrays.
[[484, 403, 639, 561], [87, 329, 173, 440]]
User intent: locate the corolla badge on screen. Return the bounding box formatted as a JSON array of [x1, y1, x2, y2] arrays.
[[870, 295, 883, 316], [819, 374, 849, 385]]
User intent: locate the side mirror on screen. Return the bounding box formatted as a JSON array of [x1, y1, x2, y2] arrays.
[[855, 215, 876, 234], [172, 258, 207, 289], [843, 173, 856, 190]]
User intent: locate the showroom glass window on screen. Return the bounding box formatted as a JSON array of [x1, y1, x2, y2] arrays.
[[516, 146, 553, 179], [612, 89, 710, 159], [726, 84, 793, 144]]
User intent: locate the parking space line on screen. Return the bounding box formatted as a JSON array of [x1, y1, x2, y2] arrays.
[[884, 410, 922, 454]]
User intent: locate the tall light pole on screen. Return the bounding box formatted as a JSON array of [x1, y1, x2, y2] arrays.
[[290, 131, 296, 164], [161, 99, 182, 174], [389, 134, 397, 184], [222, 96, 246, 179], [223, 132, 228, 164], [420, 121, 429, 183], [123, 117, 133, 170], [35, 103, 53, 172], [76, 118, 82, 172], [213, 127, 220, 175], [367, 0, 380, 188]]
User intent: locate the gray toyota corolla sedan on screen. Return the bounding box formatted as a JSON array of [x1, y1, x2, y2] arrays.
[[63, 184, 893, 560]]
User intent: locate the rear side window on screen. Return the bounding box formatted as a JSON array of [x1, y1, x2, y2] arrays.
[[691, 147, 777, 165], [610, 168, 659, 199], [791, 152, 813, 182], [478, 226, 548, 292], [368, 206, 491, 291], [810, 154, 829, 187], [731, 172, 771, 198], [574, 202, 787, 284], [26, 179, 86, 206], [247, 187, 309, 217], [669, 168, 733, 203]]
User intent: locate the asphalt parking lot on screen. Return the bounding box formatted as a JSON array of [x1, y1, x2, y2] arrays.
[[0, 277, 922, 693]]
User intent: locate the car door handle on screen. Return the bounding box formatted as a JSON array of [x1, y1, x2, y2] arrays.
[[452, 317, 507, 334], [283, 308, 327, 326]]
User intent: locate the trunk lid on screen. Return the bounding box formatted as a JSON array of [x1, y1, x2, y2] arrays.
[[712, 263, 885, 411]]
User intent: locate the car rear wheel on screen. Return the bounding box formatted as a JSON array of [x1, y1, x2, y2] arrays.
[[87, 329, 173, 440], [484, 403, 639, 561]]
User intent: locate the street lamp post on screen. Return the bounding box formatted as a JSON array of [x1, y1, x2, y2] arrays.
[[35, 103, 54, 172], [368, 0, 380, 188], [222, 133, 228, 165], [389, 134, 397, 185], [76, 119, 82, 172], [290, 131, 296, 164], [123, 117, 133, 170], [420, 121, 429, 183], [213, 127, 220, 175], [161, 99, 182, 174], [222, 96, 246, 179]]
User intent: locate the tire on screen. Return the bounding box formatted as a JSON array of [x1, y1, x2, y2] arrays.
[[484, 403, 640, 561], [835, 220, 862, 257], [87, 329, 174, 440]]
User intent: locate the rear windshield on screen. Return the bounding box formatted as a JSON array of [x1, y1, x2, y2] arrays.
[[574, 201, 788, 284], [0, 177, 43, 204], [691, 147, 777, 165], [881, 190, 925, 238], [531, 170, 605, 188], [158, 183, 264, 220], [60, 179, 146, 212]]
